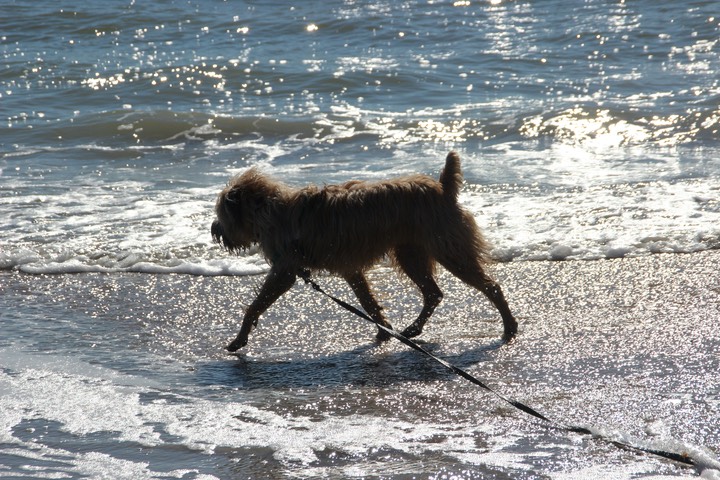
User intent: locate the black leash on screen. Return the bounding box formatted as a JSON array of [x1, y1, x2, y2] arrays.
[[299, 271, 697, 468]]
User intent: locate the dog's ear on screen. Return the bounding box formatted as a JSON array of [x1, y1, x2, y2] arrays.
[[223, 185, 267, 220]]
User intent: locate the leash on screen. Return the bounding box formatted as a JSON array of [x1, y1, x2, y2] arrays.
[[298, 270, 697, 467]]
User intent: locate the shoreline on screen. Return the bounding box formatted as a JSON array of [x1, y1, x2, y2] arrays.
[[3, 249, 718, 360]]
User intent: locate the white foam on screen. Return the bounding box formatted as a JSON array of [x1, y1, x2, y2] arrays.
[[583, 424, 720, 478], [2, 134, 720, 275], [14, 256, 268, 276], [4, 172, 720, 274], [0, 446, 218, 480], [464, 175, 720, 262], [0, 349, 506, 472]]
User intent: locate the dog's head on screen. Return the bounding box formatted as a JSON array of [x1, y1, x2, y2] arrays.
[[211, 168, 281, 254]]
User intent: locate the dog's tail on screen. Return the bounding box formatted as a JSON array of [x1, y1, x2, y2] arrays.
[[439, 151, 463, 201]]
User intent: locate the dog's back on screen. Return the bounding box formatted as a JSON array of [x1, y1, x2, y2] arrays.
[[284, 152, 491, 273], [327, 151, 462, 201]]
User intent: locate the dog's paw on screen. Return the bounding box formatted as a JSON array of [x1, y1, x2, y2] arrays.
[[501, 316, 518, 342], [501, 329, 517, 344], [375, 328, 393, 343], [226, 336, 248, 352], [400, 324, 422, 339]]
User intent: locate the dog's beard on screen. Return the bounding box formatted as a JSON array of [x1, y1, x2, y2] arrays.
[[211, 220, 249, 254]]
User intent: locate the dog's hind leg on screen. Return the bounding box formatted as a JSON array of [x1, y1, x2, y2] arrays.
[[394, 245, 443, 339], [343, 271, 394, 342], [226, 266, 296, 352], [437, 255, 517, 341]]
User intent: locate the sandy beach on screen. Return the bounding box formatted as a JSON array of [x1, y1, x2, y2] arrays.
[[2, 251, 719, 478]]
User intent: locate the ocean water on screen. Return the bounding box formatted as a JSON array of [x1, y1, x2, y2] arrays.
[[1, 0, 719, 478]]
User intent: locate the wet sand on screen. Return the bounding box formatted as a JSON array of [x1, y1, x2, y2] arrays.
[[2, 251, 719, 478]]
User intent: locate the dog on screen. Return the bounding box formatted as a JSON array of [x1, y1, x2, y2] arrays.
[[212, 152, 517, 352]]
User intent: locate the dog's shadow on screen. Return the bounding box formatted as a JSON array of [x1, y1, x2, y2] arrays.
[[194, 338, 508, 390]]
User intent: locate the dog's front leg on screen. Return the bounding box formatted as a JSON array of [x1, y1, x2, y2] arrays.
[[227, 266, 296, 352]]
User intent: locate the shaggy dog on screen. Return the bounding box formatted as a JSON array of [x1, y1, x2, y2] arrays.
[[212, 152, 517, 352]]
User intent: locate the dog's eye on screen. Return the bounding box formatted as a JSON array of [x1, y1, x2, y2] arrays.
[[226, 189, 242, 204]]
